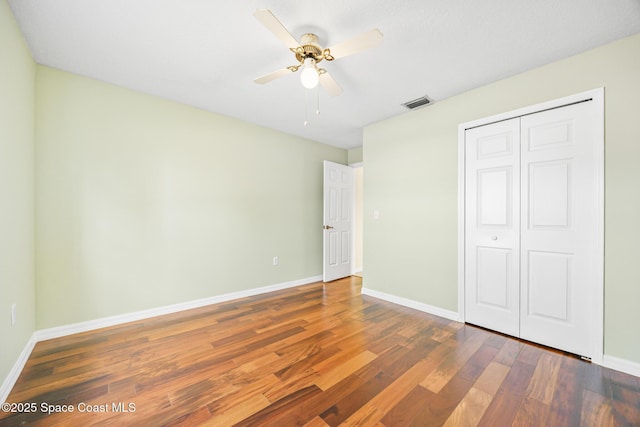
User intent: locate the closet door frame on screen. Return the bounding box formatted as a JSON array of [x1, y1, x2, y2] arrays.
[[457, 88, 604, 365]]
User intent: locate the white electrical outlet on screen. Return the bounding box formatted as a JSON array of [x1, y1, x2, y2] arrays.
[[272, 256, 279, 266], [11, 303, 16, 326]]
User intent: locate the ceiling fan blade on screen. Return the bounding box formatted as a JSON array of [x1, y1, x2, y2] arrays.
[[253, 9, 299, 49], [319, 72, 343, 97], [327, 29, 383, 60], [254, 68, 292, 84]]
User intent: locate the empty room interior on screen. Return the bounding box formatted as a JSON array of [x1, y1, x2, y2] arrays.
[[1, 1, 640, 425]]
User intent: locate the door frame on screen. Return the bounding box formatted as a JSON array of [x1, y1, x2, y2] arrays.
[[457, 88, 604, 364], [350, 162, 363, 276]]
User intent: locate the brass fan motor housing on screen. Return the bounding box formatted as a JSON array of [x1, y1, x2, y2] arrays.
[[291, 33, 334, 63], [294, 44, 323, 62]]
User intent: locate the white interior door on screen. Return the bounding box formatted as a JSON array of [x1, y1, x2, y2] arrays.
[[323, 161, 353, 282], [519, 101, 600, 357], [463, 93, 602, 359], [464, 118, 521, 337]]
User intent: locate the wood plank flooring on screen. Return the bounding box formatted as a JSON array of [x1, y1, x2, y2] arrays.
[[1, 276, 639, 426]]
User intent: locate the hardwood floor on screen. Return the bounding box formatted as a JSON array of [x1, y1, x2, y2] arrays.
[[1, 276, 639, 426]]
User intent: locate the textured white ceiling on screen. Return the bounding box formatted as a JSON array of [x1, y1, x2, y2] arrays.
[[8, 0, 640, 149]]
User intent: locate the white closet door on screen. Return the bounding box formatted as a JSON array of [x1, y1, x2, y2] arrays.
[[464, 118, 521, 336], [519, 101, 600, 357]]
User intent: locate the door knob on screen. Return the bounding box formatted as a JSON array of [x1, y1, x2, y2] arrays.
[[491, 236, 498, 240], [323, 225, 334, 230]]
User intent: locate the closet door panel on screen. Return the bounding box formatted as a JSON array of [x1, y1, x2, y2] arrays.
[[464, 119, 520, 336], [520, 101, 599, 358]]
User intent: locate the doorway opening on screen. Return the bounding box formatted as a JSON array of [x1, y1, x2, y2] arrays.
[[353, 164, 363, 277]]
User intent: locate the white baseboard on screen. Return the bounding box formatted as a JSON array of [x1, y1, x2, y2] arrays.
[[36, 275, 322, 342], [361, 287, 460, 322], [1, 275, 322, 403], [362, 288, 640, 379], [603, 354, 640, 378], [5, 277, 638, 404], [0, 333, 38, 404]]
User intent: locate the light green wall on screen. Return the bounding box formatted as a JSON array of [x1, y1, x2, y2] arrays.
[[35, 66, 346, 328], [364, 33, 640, 364], [348, 146, 363, 165], [0, 0, 36, 384]]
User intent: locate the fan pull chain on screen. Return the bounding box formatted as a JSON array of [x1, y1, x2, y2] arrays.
[[303, 87, 320, 126], [304, 89, 308, 126]]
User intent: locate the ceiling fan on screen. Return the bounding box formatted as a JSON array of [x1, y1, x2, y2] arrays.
[[253, 9, 383, 96]]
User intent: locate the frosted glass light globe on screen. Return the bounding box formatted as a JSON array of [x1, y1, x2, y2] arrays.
[[300, 58, 319, 89]]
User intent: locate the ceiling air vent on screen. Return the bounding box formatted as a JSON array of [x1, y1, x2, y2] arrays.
[[402, 95, 433, 110]]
